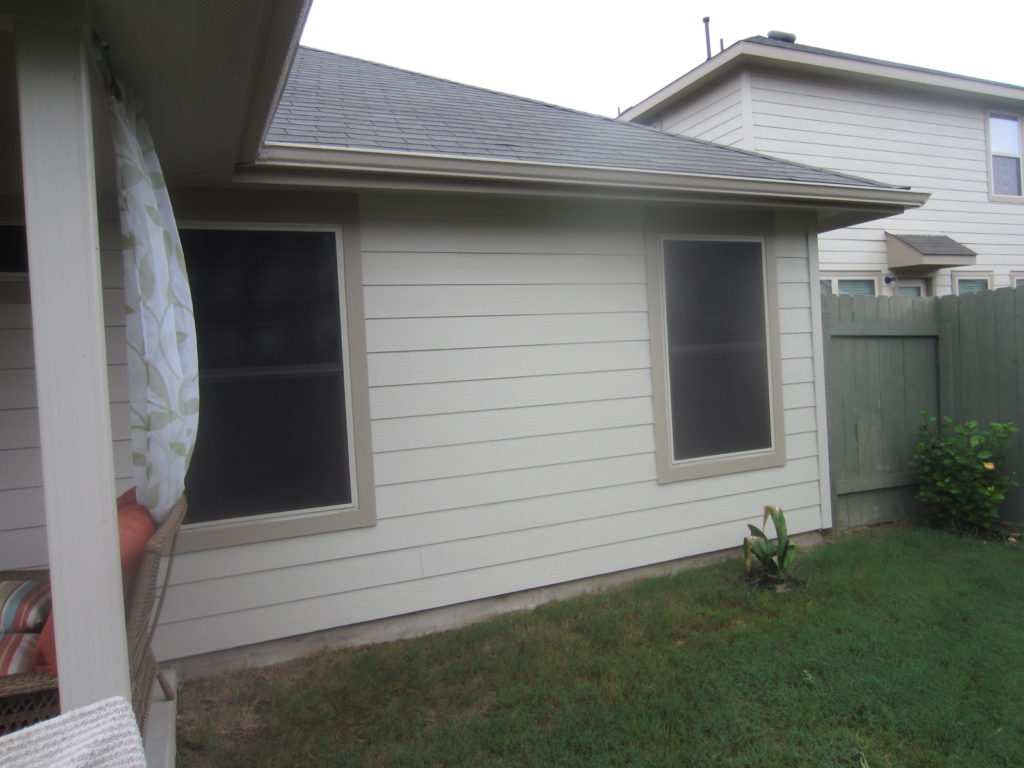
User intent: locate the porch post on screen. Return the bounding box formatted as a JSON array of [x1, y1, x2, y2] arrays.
[[15, 18, 132, 709]]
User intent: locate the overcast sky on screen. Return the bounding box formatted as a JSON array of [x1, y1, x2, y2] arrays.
[[300, 0, 1024, 118]]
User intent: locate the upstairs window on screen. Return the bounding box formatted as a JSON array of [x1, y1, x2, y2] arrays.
[[990, 114, 1022, 197], [647, 236, 785, 482]]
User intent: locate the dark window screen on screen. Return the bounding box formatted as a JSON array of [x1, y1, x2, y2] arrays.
[[181, 229, 351, 523], [0, 226, 28, 273], [663, 239, 772, 461]]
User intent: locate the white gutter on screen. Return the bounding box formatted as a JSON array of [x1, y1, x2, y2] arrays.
[[252, 142, 929, 210]]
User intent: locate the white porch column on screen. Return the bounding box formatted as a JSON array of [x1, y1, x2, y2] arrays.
[[15, 18, 131, 709]]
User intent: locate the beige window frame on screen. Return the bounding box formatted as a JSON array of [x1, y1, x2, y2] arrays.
[[954, 273, 992, 295], [894, 278, 929, 297], [987, 111, 1024, 201], [819, 273, 879, 296], [646, 232, 786, 483], [173, 206, 375, 553]]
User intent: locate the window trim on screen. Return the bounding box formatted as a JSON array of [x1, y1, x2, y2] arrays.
[[986, 111, 1024, 202], [894, 278, 928, 297], [173, 212, 376, 553], [1012, 272, 1024, 289], [819, 273, 879, 296], [646, 231, 786, 483], [954, 273, 993, 295]]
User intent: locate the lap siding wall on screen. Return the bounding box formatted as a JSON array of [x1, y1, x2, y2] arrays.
[[0, 192, 830, 661]]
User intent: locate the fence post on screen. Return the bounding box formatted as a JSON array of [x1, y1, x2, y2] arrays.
[[937, 294, 959, 422]]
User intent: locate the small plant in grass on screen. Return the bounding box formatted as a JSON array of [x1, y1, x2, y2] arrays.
[[743, 505, 798, 585], [911, 413, 1019, 531]]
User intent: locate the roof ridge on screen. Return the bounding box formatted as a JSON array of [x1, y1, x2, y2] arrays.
[[297, 45, 628, 123], [741, 35, 1024, 92]]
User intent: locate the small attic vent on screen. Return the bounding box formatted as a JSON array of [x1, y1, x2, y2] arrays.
[[767, 30, 797, 43]]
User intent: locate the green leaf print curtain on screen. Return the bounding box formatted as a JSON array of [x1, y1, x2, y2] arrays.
[[108, 95, 199, 523]]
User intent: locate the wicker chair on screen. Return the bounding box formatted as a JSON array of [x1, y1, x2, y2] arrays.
[[0, 495, 187, 736]]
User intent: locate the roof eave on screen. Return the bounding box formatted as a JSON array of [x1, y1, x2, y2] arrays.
[[244, 142, 929, 230], [619, 44, 749, 123], [234, 0, 313, 165], [620, 40, 1024, 124]]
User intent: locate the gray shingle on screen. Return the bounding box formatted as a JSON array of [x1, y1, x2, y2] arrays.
[[266, 48, 903, 190], [888, 233, 976, 257]]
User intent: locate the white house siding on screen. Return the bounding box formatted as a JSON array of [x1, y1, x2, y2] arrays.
[[651, 76, 747, 147], [145, 193, 829, 662], [0, 215, 133, 571], [649, 69, 1024, 295]]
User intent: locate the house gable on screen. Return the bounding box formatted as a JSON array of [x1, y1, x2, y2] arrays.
[[624, 35, 1024, 297]]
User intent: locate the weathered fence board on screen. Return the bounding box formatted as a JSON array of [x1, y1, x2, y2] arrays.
[[823, 289, 1024, 528]]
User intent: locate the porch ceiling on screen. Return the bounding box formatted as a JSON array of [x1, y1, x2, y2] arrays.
[[0, 0, 308, 198]]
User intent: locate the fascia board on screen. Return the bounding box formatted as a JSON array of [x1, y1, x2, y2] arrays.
[[254, 141, 930, 211], [619, 46, 747, 123], [621, 41, 1024, 123], [235, 0, 312, 164], [618, 41, 1024, 124], [742, 46, 1024, 102]]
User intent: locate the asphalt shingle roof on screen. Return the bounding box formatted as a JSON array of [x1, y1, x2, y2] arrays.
[[267, 47, 901, 190], [888, 233, 976, 257]]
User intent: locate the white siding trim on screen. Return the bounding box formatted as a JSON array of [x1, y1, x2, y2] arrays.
[[804, 221, 834, 530], [739, 70, 755, 149]]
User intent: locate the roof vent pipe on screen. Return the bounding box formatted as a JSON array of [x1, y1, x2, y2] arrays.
[[767, 30, 797, 43], [703, 17, 712, 60]]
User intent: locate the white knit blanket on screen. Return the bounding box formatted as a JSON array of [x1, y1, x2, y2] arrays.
[[0, 696, 146, 767]]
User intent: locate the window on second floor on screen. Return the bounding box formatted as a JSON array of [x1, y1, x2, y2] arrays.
[[990, 114, 1022, 197]]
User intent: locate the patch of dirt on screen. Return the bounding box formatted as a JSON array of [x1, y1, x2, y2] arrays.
[[743, 571, 804, 593], [932, 518, 1022, 543]]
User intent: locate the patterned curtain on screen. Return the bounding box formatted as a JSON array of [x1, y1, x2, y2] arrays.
[[108, 96, 199, 523]]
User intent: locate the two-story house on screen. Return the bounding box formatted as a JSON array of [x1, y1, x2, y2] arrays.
[[621, 33, 1024, 297]]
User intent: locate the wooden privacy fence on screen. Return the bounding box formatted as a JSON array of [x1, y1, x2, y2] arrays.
[[822, 289, 1024, 528]]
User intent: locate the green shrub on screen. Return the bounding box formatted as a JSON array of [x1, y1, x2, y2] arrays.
[[910, 413, 1019, 530], [743, 505, 797, 578]]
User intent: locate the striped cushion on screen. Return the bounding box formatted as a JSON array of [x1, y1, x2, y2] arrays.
[[0, 580, 52, 634], [0, 632, 40, 676]]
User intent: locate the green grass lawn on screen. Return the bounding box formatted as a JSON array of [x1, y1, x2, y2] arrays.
[[177, 527, 1024, 768]]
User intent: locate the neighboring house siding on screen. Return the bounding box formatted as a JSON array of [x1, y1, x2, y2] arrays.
[[747, 70, 1024, 293], [653, 78, 747, 147], [0, 218, 133, 571], [649, 69, 1024, 295], [145, 194, 827, 662]]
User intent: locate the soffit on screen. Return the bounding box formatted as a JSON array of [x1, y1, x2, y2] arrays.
[[88, 0, 308, 185], [0, 0, 307, 195]]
